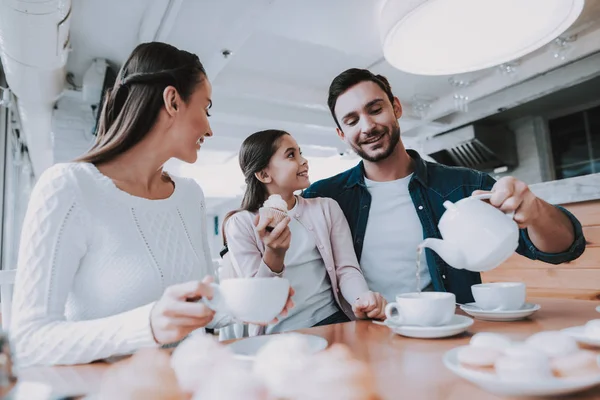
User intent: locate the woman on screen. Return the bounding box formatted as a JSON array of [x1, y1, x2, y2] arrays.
[[10, 42, 292, 368], [222, 130, 386, 336]]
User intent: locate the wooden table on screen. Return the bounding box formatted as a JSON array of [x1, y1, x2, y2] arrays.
[[13, 298, 600, 399]]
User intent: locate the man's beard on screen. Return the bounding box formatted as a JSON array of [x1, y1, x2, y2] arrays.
[[350, 123, 401, 163]]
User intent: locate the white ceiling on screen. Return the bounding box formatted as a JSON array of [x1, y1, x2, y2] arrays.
[[63, 0, 600, 165]]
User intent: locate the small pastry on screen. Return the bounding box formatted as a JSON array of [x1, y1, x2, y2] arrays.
[[193, 362, 269, 400], [458, 346, 501, 370], [551, 350, 600, 378], [171, 334, 235, 394], [470, 332, 512, 351], [525, 331, 579, 358], [98, 348, 188, 400], [290, 344, 379, 400], [495, 350, 553, 381], [503, 343, 546, 359], [259, 194, 289, 230], [253, 333, 313, 398], [584, 319, 600, 339]]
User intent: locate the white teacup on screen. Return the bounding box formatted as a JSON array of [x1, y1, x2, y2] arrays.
[[384, 292, 456, 327], [202, 278, 290, 324], [471, 282, 526, 311]]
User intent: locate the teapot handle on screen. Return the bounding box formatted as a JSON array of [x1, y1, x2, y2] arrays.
[[471, 193, 515, 220]]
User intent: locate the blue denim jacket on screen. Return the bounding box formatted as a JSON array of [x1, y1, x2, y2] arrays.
[[303, 150, 586, 304]]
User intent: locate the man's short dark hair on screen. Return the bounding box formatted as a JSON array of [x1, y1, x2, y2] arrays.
[[327, 68, 395, 129]]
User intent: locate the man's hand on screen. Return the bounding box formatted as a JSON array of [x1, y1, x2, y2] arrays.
[[474, 176, 575, 253], [473, 176, 541, 229]]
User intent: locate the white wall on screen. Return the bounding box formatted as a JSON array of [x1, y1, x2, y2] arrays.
[[489, 116, 558, 185], [495, 117, 545, 184], [205, 197, 242, 261]]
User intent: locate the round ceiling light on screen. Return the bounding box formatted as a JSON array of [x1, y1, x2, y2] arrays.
[[380, 0, 584, 76]]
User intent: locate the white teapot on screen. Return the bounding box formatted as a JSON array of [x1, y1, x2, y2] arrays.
[[419, 193, 519, 272]]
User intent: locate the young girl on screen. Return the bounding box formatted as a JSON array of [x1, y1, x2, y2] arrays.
[[223, 129, 386, 334]]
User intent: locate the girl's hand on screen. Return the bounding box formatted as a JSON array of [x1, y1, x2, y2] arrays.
[[254, 214, 291, 256], [352, 291, 387, 320], [150, 276, 216, 345]]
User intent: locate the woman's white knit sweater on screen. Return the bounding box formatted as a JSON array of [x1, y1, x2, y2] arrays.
[[10, 162, 227, 368]]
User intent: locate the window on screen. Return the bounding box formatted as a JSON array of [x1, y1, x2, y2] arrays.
[[549, 104, 600, 180], [1, 120, 35, 271]]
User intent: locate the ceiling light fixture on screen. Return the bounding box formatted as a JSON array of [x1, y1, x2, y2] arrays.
[[379, 0, 584, 75], [448, 77, 473, 112], [410, 94, 438, 119], [551, 34, 578, 61], [497, 61, 520, 78]]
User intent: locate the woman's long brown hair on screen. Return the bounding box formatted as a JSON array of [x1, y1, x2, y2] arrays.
[[76, 42, 206, 165]]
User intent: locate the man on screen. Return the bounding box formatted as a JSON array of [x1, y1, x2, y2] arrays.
[[303, 68, 585, 304]]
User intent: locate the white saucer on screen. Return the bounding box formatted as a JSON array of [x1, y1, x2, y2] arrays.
[[227, 333, 328, 361], [562, 326, 600, 347], [376, 314, 473, 339], [460, 302, 540, 322], [444, 346, 600, 397]]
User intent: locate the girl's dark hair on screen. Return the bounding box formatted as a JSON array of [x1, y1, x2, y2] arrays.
[[222, 129, 289, 245], [76, 42, 207, 164]]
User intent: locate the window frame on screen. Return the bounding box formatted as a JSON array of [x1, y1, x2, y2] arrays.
[[545, 99, 600, 180]]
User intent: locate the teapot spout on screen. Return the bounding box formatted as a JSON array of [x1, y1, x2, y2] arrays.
[[419, 238, 466, 270]]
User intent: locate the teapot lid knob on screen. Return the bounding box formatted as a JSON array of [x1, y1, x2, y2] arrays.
[[443, 200, 456, 210]]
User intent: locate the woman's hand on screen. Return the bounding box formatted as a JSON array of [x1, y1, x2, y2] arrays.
[[352, 291, 387, 320], [150, 276, 216, 345]]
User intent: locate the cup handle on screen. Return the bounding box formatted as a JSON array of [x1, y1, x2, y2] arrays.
[[384, 302, 404, 324], [471, 193, 515, 220]]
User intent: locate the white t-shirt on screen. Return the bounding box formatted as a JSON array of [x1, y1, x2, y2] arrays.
[[360, 174, 432, 302], [266, 201, 339, 333]]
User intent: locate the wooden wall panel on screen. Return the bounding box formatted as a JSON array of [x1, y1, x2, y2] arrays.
[[482, 200, 600, 300], [498, 248, 600, 270], [563, 200, 600, 226]]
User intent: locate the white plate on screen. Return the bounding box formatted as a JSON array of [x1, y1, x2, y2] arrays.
[[444, 346, 600, 397], [227, 333, 328, 361], [460, 302, 540, 322], [376, 314, 473, 339], [562, 326, 600, 347]]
